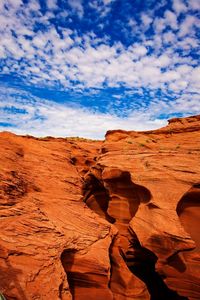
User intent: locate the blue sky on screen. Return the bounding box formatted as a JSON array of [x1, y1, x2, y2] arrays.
[[0, 0, 199, 138]]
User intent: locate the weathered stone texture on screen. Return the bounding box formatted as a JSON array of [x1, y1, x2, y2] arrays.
[[0, 115, 200, 299]]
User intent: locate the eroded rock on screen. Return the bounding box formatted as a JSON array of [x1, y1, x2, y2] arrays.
[[0, 115, 200, 300]]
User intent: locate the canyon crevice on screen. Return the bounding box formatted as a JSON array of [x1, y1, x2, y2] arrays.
[[0, 115, 200, 299]]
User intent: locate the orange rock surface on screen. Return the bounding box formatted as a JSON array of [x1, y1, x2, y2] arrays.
[[0, 115, 200, 300]]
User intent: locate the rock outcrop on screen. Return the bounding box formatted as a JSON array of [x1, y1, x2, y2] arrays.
[[0, 115, 200, 300]]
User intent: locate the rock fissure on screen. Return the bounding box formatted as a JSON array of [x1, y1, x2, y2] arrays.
[[82, 165, 192, 300], [0, 115, 200, 299]]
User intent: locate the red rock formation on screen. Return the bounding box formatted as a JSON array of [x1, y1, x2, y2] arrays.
[[0, 115, 200, 300], [0, 133, 114, 300], [101, 115, 200, 300]]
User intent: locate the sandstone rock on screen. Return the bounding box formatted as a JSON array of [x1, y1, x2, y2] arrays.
[[0, 133, 114, 300], [97, 115, 200, 300], [0, 115, 200, 300]]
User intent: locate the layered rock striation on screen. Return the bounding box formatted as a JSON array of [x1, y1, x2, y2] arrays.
[[0, 115, 200, 299]]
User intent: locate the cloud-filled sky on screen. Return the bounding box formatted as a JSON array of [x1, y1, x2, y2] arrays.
[[0, 0, 199, 138]]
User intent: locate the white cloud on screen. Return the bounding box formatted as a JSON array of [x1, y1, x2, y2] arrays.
[[89, 0, 114, 18], [68, 0, 84, 18], [141, 13, 153, 29], [132, 45, 148, 57], [158, 55, 172, 67], [178, 15, 199, 37], [102, 0, 115, 4], [169, 80, 188, 91], [188, 0, 200, 10], [190, 66, 200, 89], [163, 31, 176, 44], [0, 0, 23, 12], [162, 70, 181, 82], [154, 17, 165, 33], [172, 0, 187, 15], [28, 0, 41, 12], [164, 10, 178, 30], [154, 10, 178, 33], [46, 0, 58, 10], [176, 64, 192, 74]]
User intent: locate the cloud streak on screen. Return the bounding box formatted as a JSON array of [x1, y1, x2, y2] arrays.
[[0, 85, 199, 138]]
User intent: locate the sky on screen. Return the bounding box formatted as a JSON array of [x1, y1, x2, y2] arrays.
[[0, 0, 199, 139]]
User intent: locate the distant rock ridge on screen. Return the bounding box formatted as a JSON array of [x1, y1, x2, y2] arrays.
[[106, 114, 200, 140], [0, 114, 200, 300]]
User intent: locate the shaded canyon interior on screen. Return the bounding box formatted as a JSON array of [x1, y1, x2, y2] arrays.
[[0, 115, 200, 300]]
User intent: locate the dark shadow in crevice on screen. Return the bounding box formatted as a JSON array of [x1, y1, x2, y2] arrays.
[[82, 174, 115, 223], [120, 230, 189, 300], [61, 249, 76, 298], [83, 170, 152, 227], [176, 187, 200, 252], [167, 252, 187, 272], [82, 170, 187, 300], [61, 249, 113, 300]]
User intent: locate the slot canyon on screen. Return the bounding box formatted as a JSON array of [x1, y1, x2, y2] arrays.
[[0, 115, 200, 299]]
